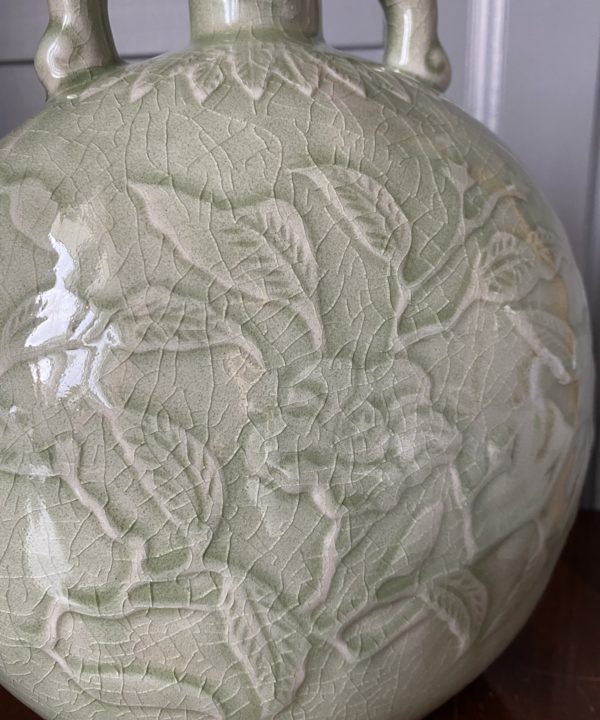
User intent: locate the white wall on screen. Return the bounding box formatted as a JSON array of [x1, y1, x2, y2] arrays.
[[1, 0, 599, 505]]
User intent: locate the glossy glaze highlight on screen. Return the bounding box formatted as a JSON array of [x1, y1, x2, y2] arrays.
[[0, 1, 594, 719]]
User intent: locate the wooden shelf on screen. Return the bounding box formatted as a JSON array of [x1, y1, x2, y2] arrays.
[[2, 511, 599, 719], [429, 510, 600, 720]]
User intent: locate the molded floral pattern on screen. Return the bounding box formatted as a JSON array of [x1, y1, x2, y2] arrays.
[[0, 39, 593, 720]]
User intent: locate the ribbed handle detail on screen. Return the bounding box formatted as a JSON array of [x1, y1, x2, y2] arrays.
[[35, 0, 121, 99]]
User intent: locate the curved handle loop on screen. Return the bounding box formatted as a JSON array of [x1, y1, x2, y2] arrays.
[[379, 0, 451, 92], [35, 0, 121, 99]]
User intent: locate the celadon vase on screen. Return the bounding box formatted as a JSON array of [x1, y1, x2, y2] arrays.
[[0, 1, 594, 718]]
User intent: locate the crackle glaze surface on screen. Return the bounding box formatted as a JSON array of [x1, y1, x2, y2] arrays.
[[0, 9, 594, 720]]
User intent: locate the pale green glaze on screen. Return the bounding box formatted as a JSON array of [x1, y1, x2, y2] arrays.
[[381, 0, 451, 90], [35, 0, 121, 98], [0, 1, 594, 719]]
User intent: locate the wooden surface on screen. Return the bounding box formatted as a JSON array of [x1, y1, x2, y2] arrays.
[[1, 511, 598, 719]]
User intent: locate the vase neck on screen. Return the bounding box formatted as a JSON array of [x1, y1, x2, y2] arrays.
[[189, 0, 321, 41]]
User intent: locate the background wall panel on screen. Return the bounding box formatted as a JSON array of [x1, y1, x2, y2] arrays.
[[583, 51, 600, 509], [0, 0, 385, 62], [439, 0, 470, 109], [0, 64, 45, 136]]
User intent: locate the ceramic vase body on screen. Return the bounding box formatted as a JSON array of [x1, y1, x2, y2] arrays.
[[0, 1, 594, 719]]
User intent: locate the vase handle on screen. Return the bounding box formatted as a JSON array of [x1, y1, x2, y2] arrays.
[[379, 0, 451, 92], [35, 0, 121, 98]]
